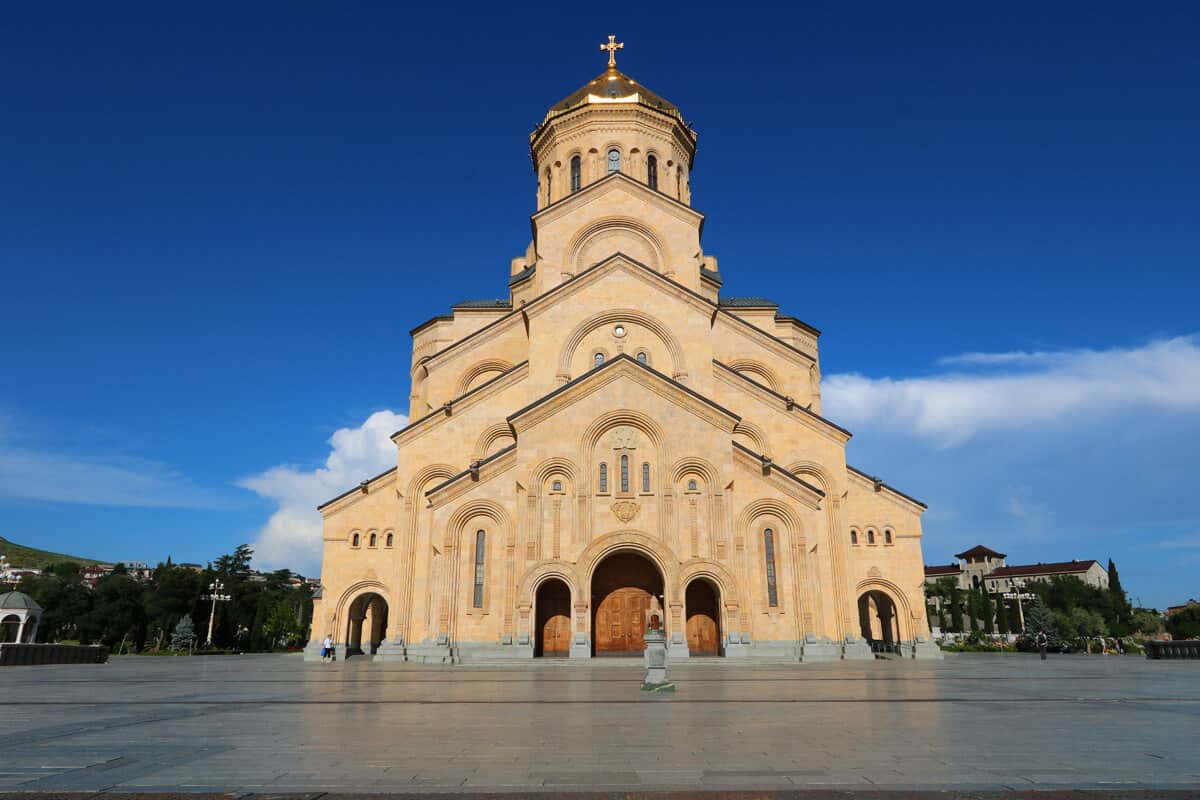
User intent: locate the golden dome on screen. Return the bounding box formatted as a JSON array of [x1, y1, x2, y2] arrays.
[[539, 67, 685, 128]]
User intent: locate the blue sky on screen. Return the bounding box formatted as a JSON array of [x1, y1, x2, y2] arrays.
[[1, 3, 1197, 608]]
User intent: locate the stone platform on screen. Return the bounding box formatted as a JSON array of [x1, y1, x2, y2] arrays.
[[0, 653, 1197, 794]]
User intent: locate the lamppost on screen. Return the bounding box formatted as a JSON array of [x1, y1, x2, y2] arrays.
[[202, 580, 231, 646]]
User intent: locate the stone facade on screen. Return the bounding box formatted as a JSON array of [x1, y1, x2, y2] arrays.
[[306, 46, 939, 663]]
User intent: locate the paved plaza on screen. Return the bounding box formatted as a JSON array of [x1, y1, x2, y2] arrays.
[[1, 652, 1198, 794]]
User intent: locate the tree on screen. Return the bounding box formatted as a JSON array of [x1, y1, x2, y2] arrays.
[[1022, 598, 1061, 648], [86, 573, 147, 650], [1132, 608, 1165, 637], [1166, 605, 1200, 640], [144, 561, 202, 650], [170, 615, 196, 651], [980, 589, 995, 634], [966, 588, 979, 633], [1106, 559, 1133, 634], [262, 600, 301, 649], [949, 585, 964, 633], [996, 597, 1010, 635]]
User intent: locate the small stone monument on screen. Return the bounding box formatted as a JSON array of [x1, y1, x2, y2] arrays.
[[641, 612, 674, 693]]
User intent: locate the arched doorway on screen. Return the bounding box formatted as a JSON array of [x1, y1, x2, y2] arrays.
[[1, 614, 21, 643], [858, 590, 900, 654], [535, 579, 571, 657], [591, 551, 664, 656], [345, 592, 388, 657], [685, 579, 721, 656]]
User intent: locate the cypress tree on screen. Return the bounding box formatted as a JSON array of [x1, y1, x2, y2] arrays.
[[1107, 559, 1133, 634], [996, 598, 1010, 634], [980, 589, 995, 634], [949, 585, 964, 632]]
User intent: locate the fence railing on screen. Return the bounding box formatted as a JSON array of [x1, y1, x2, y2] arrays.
[[0, 643, 110, 666], [1144, 640, 1200, 660]]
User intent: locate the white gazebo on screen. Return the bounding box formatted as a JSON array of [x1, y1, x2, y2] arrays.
[[0, 591, 42, 644]]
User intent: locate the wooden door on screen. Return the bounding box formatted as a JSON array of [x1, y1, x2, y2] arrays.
[[686, 581, 720, 656], [536, 581, 571, 657], [594, 588, 651, 654]]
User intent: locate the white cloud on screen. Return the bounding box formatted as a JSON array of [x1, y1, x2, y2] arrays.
[[239, 410, 407, 573], [823, 335, 1200, 446], [1151, 531, 1200, 550]]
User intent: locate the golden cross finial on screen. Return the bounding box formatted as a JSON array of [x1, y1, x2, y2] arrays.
[[600, 35, 624, 69]]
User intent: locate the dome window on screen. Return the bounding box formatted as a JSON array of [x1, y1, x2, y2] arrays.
[[608, 149, 621, 174]]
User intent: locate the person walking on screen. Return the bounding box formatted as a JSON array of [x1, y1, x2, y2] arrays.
[[1036, 629, 1048, 660], [322, 634, 334, 663]]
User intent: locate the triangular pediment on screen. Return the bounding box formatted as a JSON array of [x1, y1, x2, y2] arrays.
[[507, 353, 739, 436], [531, 171, 704, 230]]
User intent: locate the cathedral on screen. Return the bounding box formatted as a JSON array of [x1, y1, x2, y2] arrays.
[[306, 39, 940, 663]]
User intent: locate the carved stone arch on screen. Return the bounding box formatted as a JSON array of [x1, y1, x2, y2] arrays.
[[577, 529, 682, 598], [456, 358, 514, 396], [732, 420, 770, 455], [409, 361, 432, 411], [785, 460, 836, 494], [568, 217, 666, 273], [670, 456, 721, 487], [556, 307, 688, 382], [404, 463, 458, 503], [580, 409, 669, 491], [727, 358, 781, 392], [516, 560, 584, 606], [529, 456, 581, 495], [679, 558, 742, 610], [333, 580, 390, 622], [473, 423, 517, 461], [447, 498, 513, 547], [855, 577, 916, 640], [736, 498, 805, 544]]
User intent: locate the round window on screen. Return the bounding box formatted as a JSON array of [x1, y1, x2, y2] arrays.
[[613, 324, 626, 337]]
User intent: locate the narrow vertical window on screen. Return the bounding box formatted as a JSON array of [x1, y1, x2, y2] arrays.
[[676, 167, 683, 198], [641, 462, 650, 493], [850, 530, 858, 545], [885, 530, 893, 544], [369, 532, 377, 547], [599, 463, 608, 493], [570, 155, 581, 192], [764, 528, 779, 607], [594, 352, 604, 367], [620, 454, 629, 493], [608, 149, 621, 174], [386, 533, 393, 547], [647, 155, 658, 190], [351, 533, 360, 547], [544, 168, 552, 204], [636, 351, 647, 364], [473, 530, 486, 608], [867, 530, 876, 545]]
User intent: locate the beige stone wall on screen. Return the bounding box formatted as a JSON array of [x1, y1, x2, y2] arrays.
[[310, 65, 934, 659]]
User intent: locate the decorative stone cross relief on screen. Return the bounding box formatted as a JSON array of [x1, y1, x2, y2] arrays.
[[610, 426, 638, 450]]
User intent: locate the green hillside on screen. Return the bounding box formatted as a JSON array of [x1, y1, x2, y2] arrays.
[[0, 536, 100, 568]]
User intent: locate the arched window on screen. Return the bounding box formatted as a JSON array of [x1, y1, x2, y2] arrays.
[[636, 351, 647, 364], [552, 479, 562, 492], [687, 479, 698, 492], [620, 454, 630, 493], [885, 529, 893, 544], [676, 167, 683, 197], [647, 154, 658, 190], [570, 155, 581, 192], [351, 533, 360, 548], [544, 168, 552, 204], [763, 528, 779, 607], [594, 352, 604, 367], [368, 532, 377, 548], [641, 462, 650, 493], [472, 530, 486, 608], [385, 532, 394, 547], [850, 530, 858, 545], [599, 463, 608, 493], [867, 529, 876, 545], [608, 149, 621, 174]]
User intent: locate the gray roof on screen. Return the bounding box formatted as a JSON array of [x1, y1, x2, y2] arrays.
[[452, 299, 512, 310], [719, 296, 778, 308], [509, 265, 535, 285], [0, 591, 42, 612]]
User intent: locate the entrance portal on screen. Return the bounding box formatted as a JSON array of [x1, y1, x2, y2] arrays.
[[858, 590, 900, 654], [591, 551, 663, 656], [345, 592, 388, 657], [685, 579, 721, 656], [535, 579, 571, 657]]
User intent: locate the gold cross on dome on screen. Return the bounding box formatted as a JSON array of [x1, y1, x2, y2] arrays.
[[600, 35, 624, 69]]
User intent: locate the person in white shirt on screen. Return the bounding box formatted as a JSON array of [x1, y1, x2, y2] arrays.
[[322, 635, 334, 663]]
